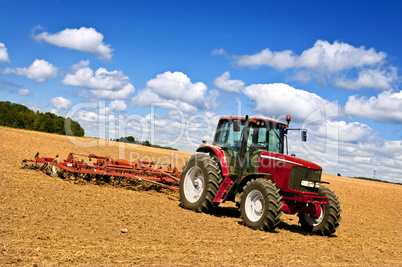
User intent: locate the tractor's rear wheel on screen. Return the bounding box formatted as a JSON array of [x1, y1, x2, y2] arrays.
[[179, 154, 221, 213], [298, 186, 341, 236], [240, 178, 283, 231]]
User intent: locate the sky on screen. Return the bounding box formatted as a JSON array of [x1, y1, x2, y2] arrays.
[[0, 0, 401, 183]]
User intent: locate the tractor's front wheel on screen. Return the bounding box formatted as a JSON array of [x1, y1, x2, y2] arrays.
[[240, 178, 283, 231], [179, 154, 221, 213], [298, 186, 341, 236]]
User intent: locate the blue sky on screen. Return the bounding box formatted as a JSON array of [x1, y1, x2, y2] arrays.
[[0, 0, 401, 182]]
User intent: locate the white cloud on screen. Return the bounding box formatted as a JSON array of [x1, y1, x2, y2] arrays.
[[334, 68, 397, 90], [62, 60, 135, 100], [212, 48, 228, 56], [131, 88, 163, 104], [109, 100, 127, 112], [315, 120, 374, 143], [297, 40, 386, 72], [236, 48, 296, 70], [90, 83, 135, 99], [50, 96, 73, 109], [132, 71, 218, 111], [0, 43, 10, 62], [64, 101, 129, 139], [288, 120, 402, 183], [17, 88, 31, 95], [32, 26, 113, 61], [63, 60, 128, 89], [234, 40, 395, 90], [290, 70, 312, 84], [344, 90, 402, 123], [214, 71, 245, 93], [236, 40, 386, 72], [243, 83, 337, 121], [131, 88, 198, 113], [147, 71, 207, 106], [2, 59, 58, 82]]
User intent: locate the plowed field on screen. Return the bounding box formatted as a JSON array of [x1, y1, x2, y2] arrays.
[[1, 127, 401, 266]]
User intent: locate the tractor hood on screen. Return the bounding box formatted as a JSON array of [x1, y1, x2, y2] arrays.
[[259, 151, 322, 170]]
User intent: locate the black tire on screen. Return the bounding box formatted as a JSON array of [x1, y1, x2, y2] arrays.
[[179, 154, 221, 213], [239, 178, 283, 231], [298, 186, 341, 236]]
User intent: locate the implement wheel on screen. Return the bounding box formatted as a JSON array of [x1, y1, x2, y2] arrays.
[[298, 186, 341, 236], [179, 154, 221, 213], [49, 159, 59, 178], [240, 178, 283, 231]]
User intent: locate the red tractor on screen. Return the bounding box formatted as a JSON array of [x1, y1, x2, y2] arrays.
[[179, 115, 341, 236]]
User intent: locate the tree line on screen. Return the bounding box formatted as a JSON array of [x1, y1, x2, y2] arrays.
[[0, 101, 84, 136], [112, 136, 178, 151], [349, 176, 401, 185]]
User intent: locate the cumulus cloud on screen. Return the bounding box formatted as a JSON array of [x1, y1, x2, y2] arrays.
[[2, 59, 58, 82], [236, 48, 296, 70], [214, 71, 245, 93], [32, 26, 113, 61], [286, 117, 402, 183], [236, 40, 386, 71], [132, 71, 218, 112], [17, 88, 31, 95], [234, 40, 395, 90], [50, 96, 73, 109], [132, 88, 199, 113], [0, 43, 10, 62], [344, 90, 402, 123], [316, 120, 374, 143], [62, 60, 135, 100], [243, 83, 337, 121], [298, 40, 386, 71], [147, 71, 208, 105], [109, 100, 127, 112], [334, 68, 397, 90]]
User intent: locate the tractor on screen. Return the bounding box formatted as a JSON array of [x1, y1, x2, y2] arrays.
[[179, 115, 341, 236]]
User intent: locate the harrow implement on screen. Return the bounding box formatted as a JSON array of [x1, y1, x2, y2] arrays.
[[21, 152, 181, 191]]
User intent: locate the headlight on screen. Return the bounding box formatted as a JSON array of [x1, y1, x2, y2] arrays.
[[301, 180, 320, 188]]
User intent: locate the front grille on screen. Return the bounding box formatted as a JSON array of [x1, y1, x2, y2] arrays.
[[288, 166, 322, 193]]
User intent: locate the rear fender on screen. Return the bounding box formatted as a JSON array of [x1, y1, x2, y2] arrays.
[[196, 145, 229, 177]]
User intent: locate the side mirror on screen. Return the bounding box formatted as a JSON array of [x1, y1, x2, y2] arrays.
[[301, 130, 307, 142], [233, 120, 241, 132]]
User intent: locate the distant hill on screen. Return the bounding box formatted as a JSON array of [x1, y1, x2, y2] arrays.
[[0, 101, 84, 136]]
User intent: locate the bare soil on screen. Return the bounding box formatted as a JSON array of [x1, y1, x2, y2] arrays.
[[1, 127, 401, 266]]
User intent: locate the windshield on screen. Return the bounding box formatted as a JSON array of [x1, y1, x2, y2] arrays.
[[213, 119, 284, 154]]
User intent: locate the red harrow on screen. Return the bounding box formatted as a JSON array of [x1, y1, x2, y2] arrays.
[[21, 152, 181, 191]]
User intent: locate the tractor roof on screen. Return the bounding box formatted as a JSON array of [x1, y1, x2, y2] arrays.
[[219, 115, 287, 126]]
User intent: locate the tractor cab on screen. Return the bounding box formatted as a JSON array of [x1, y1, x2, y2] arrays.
[[212, 116, 287, 177]]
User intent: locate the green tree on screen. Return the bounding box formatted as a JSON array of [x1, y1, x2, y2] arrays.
[[0, 102, 84, 137], [143, 140, 151, 146]]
